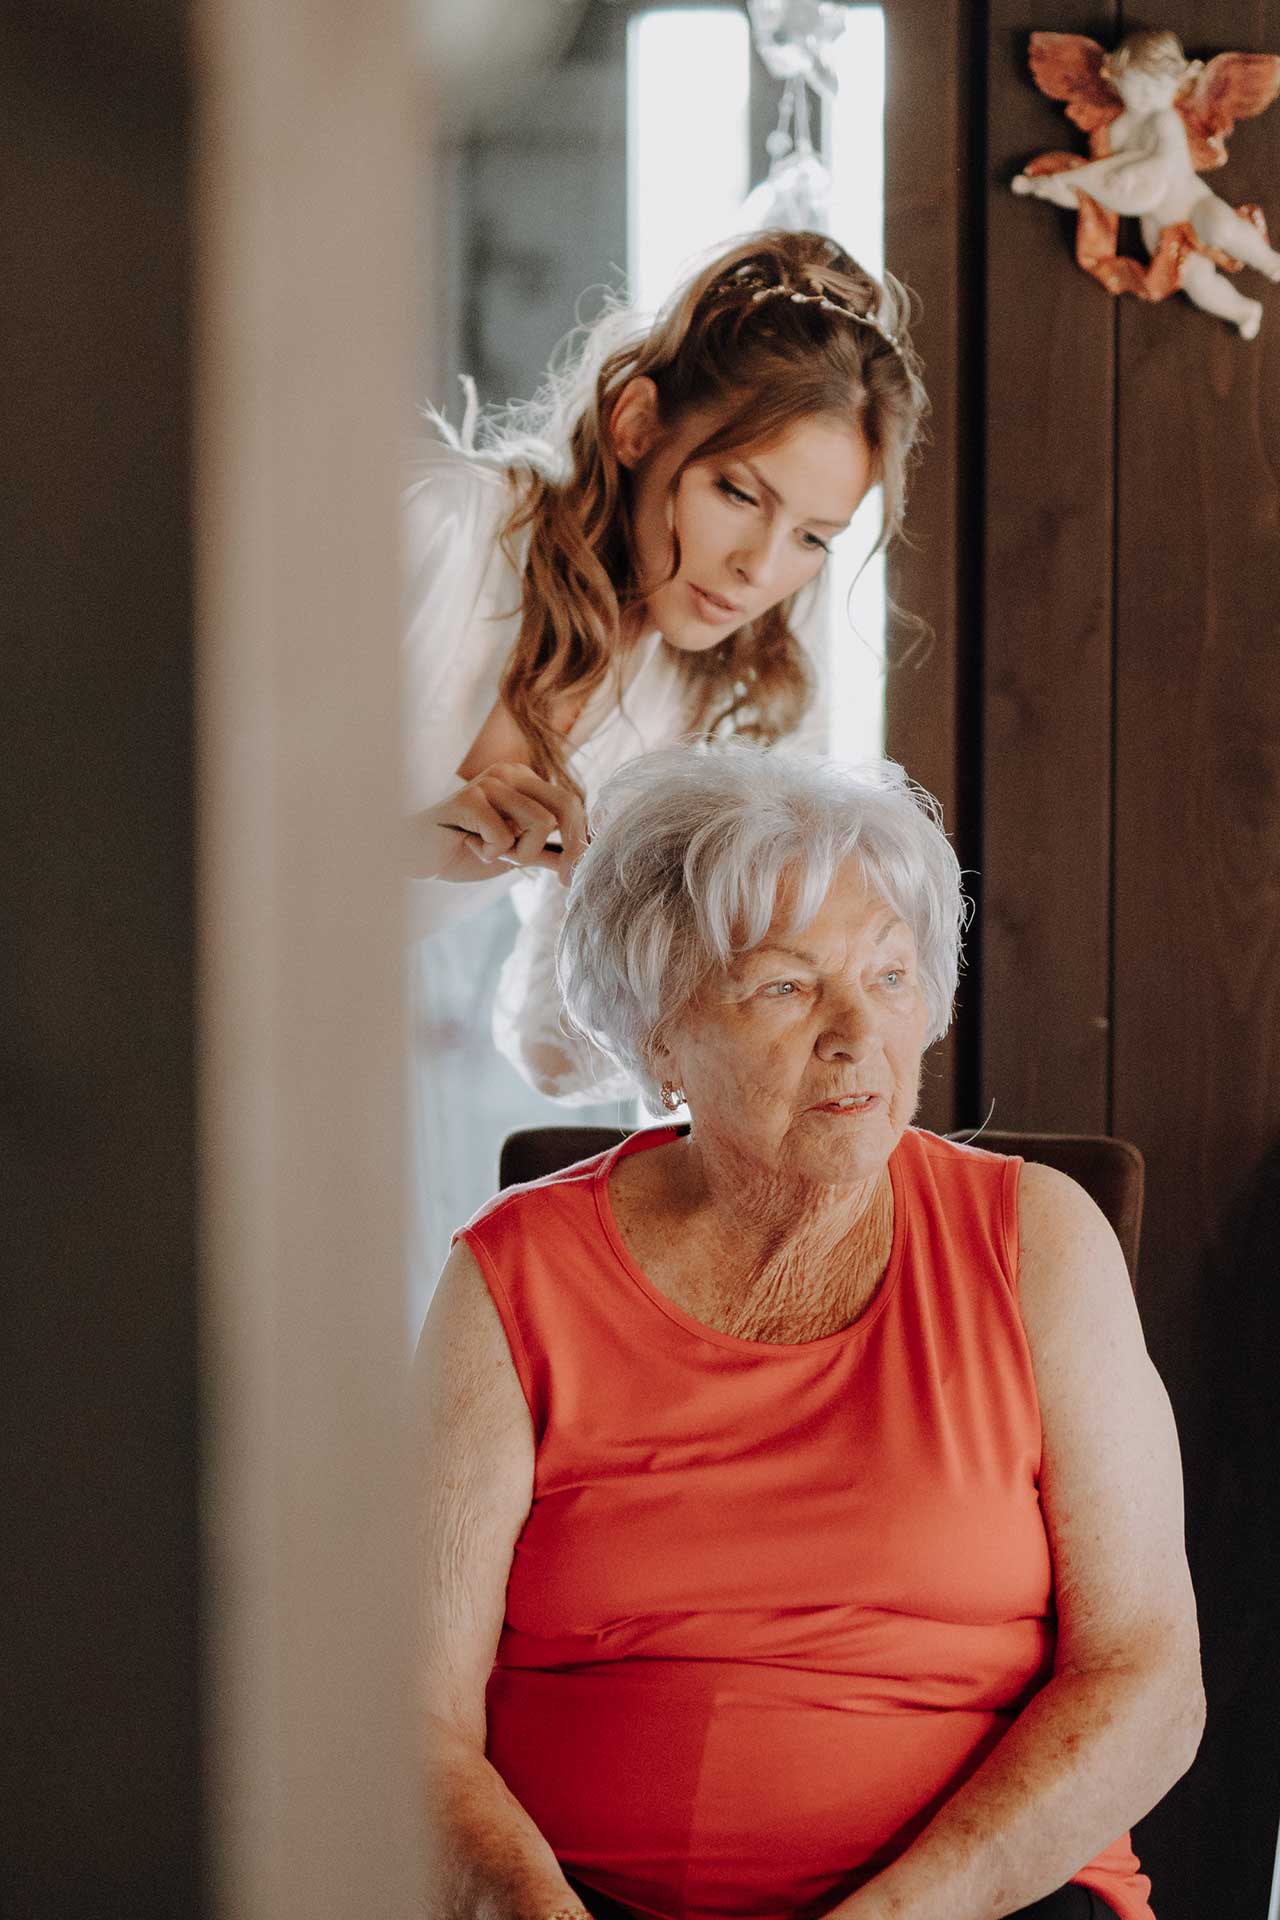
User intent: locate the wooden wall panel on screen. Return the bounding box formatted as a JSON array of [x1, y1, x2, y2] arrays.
[[1111, 6, 1280, 1913], [884, 0, 978, 1133], [980, 1, 1117, 1134], [978, 7, 1280, 1910], [0, 12, 202, 1915]]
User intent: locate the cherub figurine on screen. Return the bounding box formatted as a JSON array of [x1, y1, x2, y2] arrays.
[[1012, 30, 1280, 338]]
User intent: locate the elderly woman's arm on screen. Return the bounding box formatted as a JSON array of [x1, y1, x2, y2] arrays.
[[411, 1241, 588, 1920], [827, 1163, 1205, 1920]]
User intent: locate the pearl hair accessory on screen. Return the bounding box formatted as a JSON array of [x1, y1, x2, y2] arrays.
[[738, 276, 901, 352]]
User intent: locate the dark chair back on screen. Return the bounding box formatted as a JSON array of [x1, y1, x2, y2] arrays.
[[499, 1125, 1144, 1285]]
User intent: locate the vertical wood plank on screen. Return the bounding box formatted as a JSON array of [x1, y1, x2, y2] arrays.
[[980, 0, 1117, 1133], [1112, 6, 1280, 1913], [194, 0, 421, 1915], [884, 0, 978, 1132]]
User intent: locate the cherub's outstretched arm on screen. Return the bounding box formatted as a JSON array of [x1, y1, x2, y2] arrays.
[[1013, 137, 1173, 218]]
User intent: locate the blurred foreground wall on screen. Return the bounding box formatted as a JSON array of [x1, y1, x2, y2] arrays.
[[0, 3, 420, 1914]]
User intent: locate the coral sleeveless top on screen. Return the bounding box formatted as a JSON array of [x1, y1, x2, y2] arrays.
[[458, 1126, 1152, 1920]]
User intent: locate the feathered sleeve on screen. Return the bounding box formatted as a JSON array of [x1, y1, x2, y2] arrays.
[[402, 441, 514, 810], [402, 441, 523, 940]]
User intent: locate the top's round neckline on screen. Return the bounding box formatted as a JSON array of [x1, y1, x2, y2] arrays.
[[591, 1124, 909, 1356]]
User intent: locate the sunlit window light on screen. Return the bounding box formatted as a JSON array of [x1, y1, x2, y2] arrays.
[[826, 8, 887, 765], [627, 9, 751, 316]]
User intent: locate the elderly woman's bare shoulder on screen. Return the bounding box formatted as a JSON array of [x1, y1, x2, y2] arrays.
[[411, 1238, 533, 1460], [1014, 1158, 1145, 1365]]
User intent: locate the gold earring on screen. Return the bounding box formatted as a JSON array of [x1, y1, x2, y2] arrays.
[[660, 1082, 684, 1112]]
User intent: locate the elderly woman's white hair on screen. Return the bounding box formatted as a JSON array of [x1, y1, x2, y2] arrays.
[[558, 743, 967, 1113]]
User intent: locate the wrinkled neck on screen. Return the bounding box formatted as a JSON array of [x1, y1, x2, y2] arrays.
[[673, 1134, 894, 1308]]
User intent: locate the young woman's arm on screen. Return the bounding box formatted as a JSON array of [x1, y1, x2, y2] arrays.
[[401, 451, 587, 891], [823, 1163, 1204, 1920], [411, 1241, 588, 1920]]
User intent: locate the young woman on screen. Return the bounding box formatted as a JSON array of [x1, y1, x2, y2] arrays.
[[405, 226, 927, 1100]]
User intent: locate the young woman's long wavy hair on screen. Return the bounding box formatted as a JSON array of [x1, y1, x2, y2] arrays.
[[437, 229, 928, 797]]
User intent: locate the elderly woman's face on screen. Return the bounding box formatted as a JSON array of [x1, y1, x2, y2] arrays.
[[661, 860, 930, 1189]]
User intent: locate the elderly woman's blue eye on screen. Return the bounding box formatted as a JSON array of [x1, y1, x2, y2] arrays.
[[762, 979, 800, 996]]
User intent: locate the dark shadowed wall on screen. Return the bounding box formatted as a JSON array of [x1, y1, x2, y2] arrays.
[[886, 6, 1280, 1914]]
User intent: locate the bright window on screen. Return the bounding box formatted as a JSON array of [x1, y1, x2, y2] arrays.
[[627, 9, 752, 315]]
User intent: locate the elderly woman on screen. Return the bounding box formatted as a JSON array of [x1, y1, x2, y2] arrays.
[[413, 746, 1203, 1920]]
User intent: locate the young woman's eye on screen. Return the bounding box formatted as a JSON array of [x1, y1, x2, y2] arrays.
[[716, 477, 757, 508], [801, 531, 831, 555]]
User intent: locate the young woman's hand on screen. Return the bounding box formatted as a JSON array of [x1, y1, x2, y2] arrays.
[[406, 764, 589, 887]]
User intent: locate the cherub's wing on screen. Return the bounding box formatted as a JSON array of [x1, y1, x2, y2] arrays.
[[1028, 33, 1121, 133], [1178, 51, 1280, 170]]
